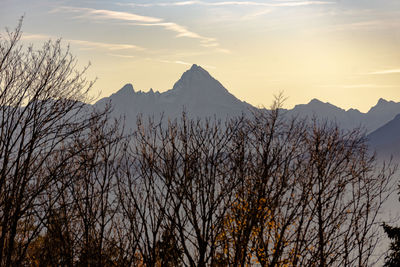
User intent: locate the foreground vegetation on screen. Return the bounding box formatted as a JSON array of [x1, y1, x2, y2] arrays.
[[0, 21, 397, 266]]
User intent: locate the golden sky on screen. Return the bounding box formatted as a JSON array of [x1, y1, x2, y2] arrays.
[[2, 0, 400, 112]]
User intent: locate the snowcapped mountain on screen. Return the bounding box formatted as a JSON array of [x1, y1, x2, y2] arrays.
[[95, 64, 253, 128], [95, 64, 400, 135]]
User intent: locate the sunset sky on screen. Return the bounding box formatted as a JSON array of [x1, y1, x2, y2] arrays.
[[1, 0, 400, 112]]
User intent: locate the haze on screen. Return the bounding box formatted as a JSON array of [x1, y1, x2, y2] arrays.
[[1, 0, 400, 112]]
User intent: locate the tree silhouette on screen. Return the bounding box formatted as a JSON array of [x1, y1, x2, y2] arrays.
[[1, 19, 396, 267], [383, 185, 400, 267], [0, 19, 109, 265]]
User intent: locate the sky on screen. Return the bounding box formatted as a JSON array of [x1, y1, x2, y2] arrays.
[[1, 0, 400, 112]]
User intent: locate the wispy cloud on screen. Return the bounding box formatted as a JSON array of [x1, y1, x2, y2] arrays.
[[21, 33, 52, 40], [321, 84, 397, 88], [368, 69, 400, 75], [22, 33, 144, 51], [51, 6, 161, 23], [107, 53, 136, 58], [160, 59, 192, 66], [240, 8, 273, 20], [326, 18, 400, 32], [158, 59, 216, 69], [70, 39, 144, 50], [51, 6, 227, 52], [121, 1, 334, 8], [133, 22, 218, 47]]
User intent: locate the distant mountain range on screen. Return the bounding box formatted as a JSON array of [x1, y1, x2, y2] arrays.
[[95, 64, 400, 158], [287, 98, 400, 134], [96, 64, 253, 124], [367, 114, 400, 159]]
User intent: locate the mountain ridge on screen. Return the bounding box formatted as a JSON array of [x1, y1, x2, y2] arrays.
[[95, 64, 254, 127], [367, 114, 400, 159], [95, 64, 400, 134]]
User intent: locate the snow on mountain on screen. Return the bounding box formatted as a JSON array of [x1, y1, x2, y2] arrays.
[[95, 64, 400, 135]]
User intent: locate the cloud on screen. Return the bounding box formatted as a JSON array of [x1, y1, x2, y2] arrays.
[[158, 59, 216, 69], [321, 84, 397, 88], [70, 39, 144, 51], [160, 59, 192, 66], [52, 6, 227, 52], [121, 1, 334, 8], [368, 69, 400, 75], [21, 33, 144, 51], [135, 22, 202, 39], [21, 33, 52, 40], [133, 22, 222, 49], [51, 6, 161, 23], [240, 8, 273, 20], [325, 17, 400, 33], [340, 84, 396, 89], [107, 53, 136, 58]]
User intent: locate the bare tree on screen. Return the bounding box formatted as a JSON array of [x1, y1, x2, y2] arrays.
[[60, 116, 124, 266], [114, 107, 395, 267], [116, 114, 244, 266], [163, 116, 242, 267], [214, 99, 310, 266], [115, 117, 176, 267], [0, 19, 108, 265], [20, 114, 127, 267], [215, 101, 396, 267], [1, 19, 395, 267], [291, 121, 395, 267]]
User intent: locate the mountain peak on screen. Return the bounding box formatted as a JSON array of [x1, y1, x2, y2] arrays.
[[184, 64, 210, 78], [375, 98, 397, 107], [368, 98, 398, 113], [309, 98, 323, 105], [157, 64, 247, 110], [190, 63, 199, 69], [170, 64, 222, 94], [307, 98, 343, 110], [189, 63, 205, 71], [377, 98, 388, 105], [116, 83, 134, 96]]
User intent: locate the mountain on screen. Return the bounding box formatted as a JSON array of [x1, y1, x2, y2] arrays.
[[96, 64, 253, 129], [96, 64, 400, 135], [367, 114, 400, 159], [287, 98, 400, 133], [287, 99, 364, 131], [365, 98, 400, 132]]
